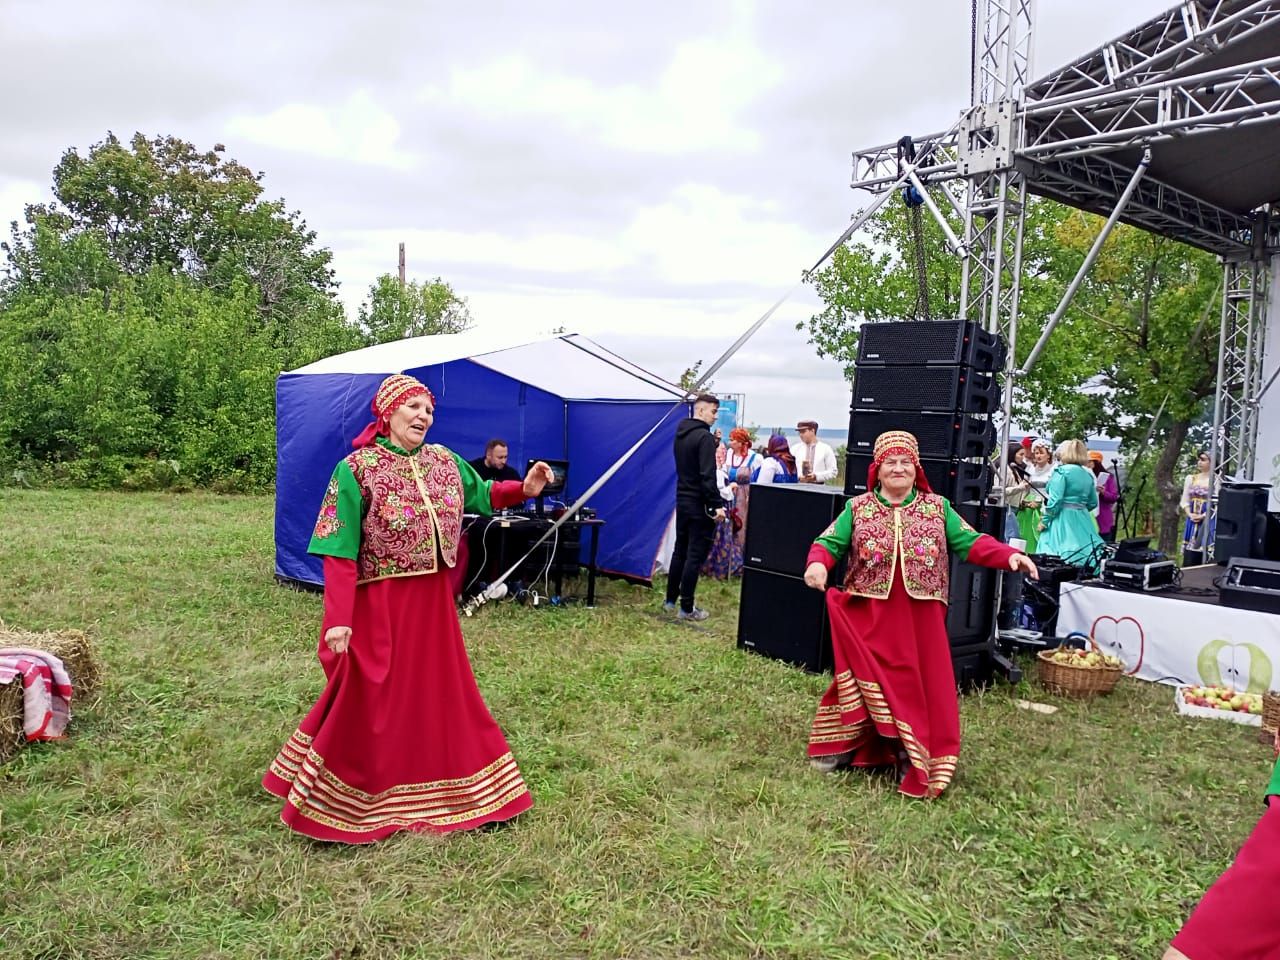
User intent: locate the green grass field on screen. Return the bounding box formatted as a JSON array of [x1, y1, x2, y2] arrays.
[[0, 489, 1271, 959]]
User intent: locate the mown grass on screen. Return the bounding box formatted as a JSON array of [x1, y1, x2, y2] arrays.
[[0, 489, 1272, 959]]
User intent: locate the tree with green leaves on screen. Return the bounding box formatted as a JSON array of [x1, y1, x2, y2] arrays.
[[357, 274, 473, 344], [1, 132, 347, 350], [801, 193, 1220, 554]]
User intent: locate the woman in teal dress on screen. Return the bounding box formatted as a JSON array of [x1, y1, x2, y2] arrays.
[[1038, 439, 1104, 573]]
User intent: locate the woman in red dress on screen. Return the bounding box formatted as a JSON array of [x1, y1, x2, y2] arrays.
[[263, 374, 554, 842], [1163, 732, 1280, 960], [802, 430, 1039, 798]]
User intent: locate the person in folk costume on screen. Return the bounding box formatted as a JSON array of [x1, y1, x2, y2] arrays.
[[1019, 436, 1055, 552], [755, 434, 798, 484], [1179, 450, 1218, 561], [725, 427, 761, 556], [1164, 730, 1280, 960], [701, 443, 744, 579], [1037, 439, 1106, 574], [802, 430, 1039, 798], [263, 374, 556, 842]]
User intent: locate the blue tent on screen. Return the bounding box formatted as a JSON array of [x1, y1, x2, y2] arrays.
[[275, 331, 687, 587]]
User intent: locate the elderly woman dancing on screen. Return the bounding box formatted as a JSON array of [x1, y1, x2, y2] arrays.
[[803, 430, 1038, 798], [263, 373, 554, 842]]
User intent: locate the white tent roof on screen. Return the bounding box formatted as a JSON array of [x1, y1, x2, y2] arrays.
[[288, 331, 687, 402]]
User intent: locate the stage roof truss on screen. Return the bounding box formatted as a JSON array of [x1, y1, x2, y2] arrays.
[[842, 0, 1280, 495], [851, 1, 1280, 258]]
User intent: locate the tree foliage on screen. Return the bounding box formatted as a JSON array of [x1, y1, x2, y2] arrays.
[[0, 132, 461, 490], [802, 193, 1221, 553], [357, 274, 473, 344]]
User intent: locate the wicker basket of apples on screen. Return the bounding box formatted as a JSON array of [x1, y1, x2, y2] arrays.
[[1176, 685, 1263, 727], [1036, 638, 1124, 698]]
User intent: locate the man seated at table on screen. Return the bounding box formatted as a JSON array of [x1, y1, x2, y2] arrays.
[[470, 438, 522, 483]]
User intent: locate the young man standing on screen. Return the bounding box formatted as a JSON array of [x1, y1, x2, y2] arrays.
[[792, 420, 838, 484], [665, 394, 726, 621]]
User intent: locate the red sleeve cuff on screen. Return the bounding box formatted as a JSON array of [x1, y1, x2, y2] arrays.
[[490, 480, 528, 510], [807, 544, 838, 570], [322, 555, 358, 628], [966, 534, 1016, 569]]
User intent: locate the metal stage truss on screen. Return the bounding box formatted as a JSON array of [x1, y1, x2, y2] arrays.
[[848, 0, 1280, 483]]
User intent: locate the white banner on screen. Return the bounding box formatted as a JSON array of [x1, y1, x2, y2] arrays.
[[1058, 583, 1280, 692]]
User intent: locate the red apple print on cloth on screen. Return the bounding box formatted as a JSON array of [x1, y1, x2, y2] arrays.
[[1090, 615, 1144, 676]]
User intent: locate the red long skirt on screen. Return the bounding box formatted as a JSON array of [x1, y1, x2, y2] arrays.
[[807, 579, 960, 799], [263, 571, 532, 842], [1170, 800, 1280, 960]]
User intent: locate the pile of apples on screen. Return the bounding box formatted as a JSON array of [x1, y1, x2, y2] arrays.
[[1046, 647, 1123, 669], [1181, 685, 1263, 715]]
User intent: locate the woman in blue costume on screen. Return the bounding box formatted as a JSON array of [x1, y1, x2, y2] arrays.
[[1037, 439, 1105, 573]]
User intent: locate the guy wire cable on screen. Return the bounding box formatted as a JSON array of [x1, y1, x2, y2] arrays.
[[463, 170, 923, 616]]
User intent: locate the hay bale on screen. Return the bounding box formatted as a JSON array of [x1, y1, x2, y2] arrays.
[[0, 627, 103, 765]]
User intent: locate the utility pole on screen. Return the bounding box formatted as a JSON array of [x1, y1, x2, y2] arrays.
[[398, 243, 406, 289]]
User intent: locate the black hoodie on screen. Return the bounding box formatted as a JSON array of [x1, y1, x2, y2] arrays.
[[673, 417, 722, 514]]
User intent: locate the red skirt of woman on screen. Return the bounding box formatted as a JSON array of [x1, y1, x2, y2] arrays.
[[807, 575, 960, 799], [1169, 800, 1280, 960], [263, 570, 532, 842]]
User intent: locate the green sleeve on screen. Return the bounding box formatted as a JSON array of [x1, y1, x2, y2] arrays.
[[1083, 471, 1099, 510], [942, 499, 983, 562], [307, 460, 364, 560], [1266, 754, 1280, 801], [814, 501, 854, 563], [450, 449, 495, 516]]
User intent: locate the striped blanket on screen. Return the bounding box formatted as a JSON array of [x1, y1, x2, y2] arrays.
[[0, 647, 74, 740]]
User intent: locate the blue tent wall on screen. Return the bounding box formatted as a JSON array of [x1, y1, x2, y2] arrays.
[[566, 399, 682, 581], [274, 362, 564, 587], [402, 359, 565, 471], [274, 357, 681, 587], [275, 371, 386, 586]]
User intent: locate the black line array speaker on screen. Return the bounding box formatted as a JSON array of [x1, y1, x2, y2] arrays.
[[845, 454, 992, 503], [738, 484, 848, 673], [946, 503, 1004, 648], [742, 484, 849, 575], [1214, 482, 1272, 565], [847, 409, 997, 461], [852, 365, 1000, 413], [857, 320, 1006, 370]]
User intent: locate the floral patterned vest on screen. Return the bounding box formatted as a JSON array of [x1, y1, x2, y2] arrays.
[[843, 491, 950, 602], [345, 443, 465, 584]]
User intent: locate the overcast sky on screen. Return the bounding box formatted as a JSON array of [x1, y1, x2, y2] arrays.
[[0, 0, 1177, 429]]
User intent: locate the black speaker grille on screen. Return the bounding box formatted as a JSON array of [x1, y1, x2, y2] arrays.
[[744, 484, 848, 575], [856, 320, 1005, 371], [847, 409, 996, 460], [852, 364, 998, 413], [844, 454, 992, 503], [737, 567, 833, 673]]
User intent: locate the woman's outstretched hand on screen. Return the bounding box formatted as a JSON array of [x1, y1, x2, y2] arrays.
[[523, 461, 556, 498], [324, 625, 352, 654]]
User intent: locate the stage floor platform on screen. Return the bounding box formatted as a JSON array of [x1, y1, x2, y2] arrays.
[[1075, 564, 1224, 607]]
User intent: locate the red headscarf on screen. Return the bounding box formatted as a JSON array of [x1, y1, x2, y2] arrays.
[[351, 374, 436, 448], [867, 429, 932, 494]]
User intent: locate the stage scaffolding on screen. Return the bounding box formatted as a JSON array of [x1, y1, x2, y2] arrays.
[[848, 0, 1280, 484]]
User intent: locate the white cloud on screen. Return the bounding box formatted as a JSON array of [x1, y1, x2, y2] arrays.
[[224, 90, 413, 169], [422, 28, 782, 155], [620, 183, 821, 287]]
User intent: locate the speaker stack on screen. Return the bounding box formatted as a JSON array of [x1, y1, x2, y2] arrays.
[[847, 319, 1008, 683], [737, 484, 848, 673]]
